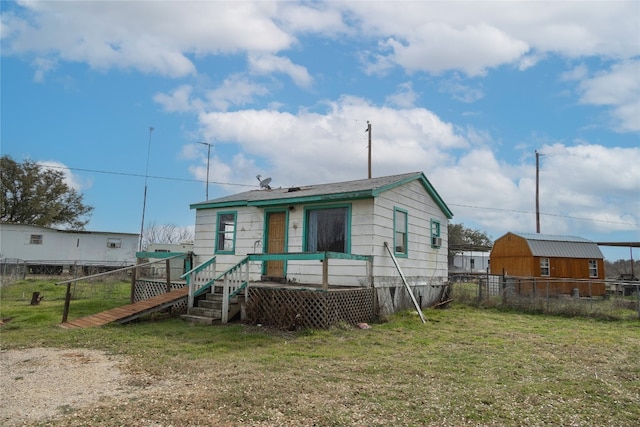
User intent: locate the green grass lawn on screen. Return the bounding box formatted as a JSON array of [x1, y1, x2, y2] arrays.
[[2, 278, 639, 426]]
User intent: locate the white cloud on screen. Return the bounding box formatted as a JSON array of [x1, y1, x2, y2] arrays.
[[380, 23, 529, 76], [248, 53, 313, 88], [153, 85, 199, 113], [2, 1, 296, 78], [38, 160, 91, 191], [346, 2, 639, 74], [196, 96, 467, 187], [438, 74, 484, 103], [187, 96, 639, 243], [576, 60, 640, 132], [207, 75, 270, 111], [385, 82, 419, 108]]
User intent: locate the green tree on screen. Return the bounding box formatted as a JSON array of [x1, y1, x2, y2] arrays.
[[447, 223, 493, 265], [1, 155, 93, 230]]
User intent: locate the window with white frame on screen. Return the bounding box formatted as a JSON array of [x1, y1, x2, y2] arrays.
[[29, 234, 43, 245], [394, 208, 408, 256], [540, 257, 550, 276], [305, 206, 349, 253], [588, 259, 598, 277], [216, 212, 237, 253]]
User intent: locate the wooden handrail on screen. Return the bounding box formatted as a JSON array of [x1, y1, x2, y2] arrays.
[[180, 255, 216, 280]]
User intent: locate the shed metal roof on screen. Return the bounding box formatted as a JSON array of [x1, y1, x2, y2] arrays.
[[511, 232, 604, 259], [191, 172, 453, 218]]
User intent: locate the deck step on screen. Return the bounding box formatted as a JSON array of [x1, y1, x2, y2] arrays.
[[197, 299, 222, 309], [189, 306, 222, 318], [205, 293, 239, 303], [180, 314, 217, 325]]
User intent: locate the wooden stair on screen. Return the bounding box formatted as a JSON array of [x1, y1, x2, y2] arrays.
[[181, 285, 243, 325], [61, 287, 188, 329]]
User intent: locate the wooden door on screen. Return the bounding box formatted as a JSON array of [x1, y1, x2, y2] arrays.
[[266, 211, 286, 279]]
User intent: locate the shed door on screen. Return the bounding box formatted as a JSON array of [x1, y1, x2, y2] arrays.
[[265, 211, 286, 279]]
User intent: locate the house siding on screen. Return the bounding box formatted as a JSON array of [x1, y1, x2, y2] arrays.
[[191, 174, 452, 314]]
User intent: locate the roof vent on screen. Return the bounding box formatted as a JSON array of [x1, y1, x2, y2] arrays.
[[287, 187, 301, 193]]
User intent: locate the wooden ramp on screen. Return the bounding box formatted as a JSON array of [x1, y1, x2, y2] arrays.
[[61, 287, 189, 329]]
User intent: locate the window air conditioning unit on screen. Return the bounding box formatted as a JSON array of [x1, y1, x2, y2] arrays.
[[432, 237, 442, 247]]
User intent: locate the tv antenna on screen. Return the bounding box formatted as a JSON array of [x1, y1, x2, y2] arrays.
[[256, 175, 272, 190]]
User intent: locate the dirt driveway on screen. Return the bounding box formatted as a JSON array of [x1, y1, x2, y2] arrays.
[[1, 348, 135, 426]]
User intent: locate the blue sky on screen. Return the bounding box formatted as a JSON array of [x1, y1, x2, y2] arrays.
[[1, 1, 639, 261]]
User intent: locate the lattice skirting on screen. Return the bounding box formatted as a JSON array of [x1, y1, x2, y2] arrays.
[[246, 287, 376, 329], [134, 279, 188, 314]]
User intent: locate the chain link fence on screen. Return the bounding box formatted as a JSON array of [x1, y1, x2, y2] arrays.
[[449, 273, 640, 320]]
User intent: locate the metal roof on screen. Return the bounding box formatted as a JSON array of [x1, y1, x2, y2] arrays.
[[511, 232, 604, 259], [191, 172, 454, 218]]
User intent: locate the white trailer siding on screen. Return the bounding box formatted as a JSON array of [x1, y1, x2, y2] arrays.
[[0, 223, 138, 267]]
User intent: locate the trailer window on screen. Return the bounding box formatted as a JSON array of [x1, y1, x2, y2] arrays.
[[107, 238, 122, 248], [29, 234, 43, 245]]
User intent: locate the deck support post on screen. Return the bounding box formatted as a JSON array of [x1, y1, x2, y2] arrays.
[[322, 256, 329, 290]]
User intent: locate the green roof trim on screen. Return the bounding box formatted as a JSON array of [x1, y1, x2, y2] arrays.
[[190, 172, 453, 219]]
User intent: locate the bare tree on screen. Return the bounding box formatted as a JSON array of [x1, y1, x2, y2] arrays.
[[141, 221, 193, 250]]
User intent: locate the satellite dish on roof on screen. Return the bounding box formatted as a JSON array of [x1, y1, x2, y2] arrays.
[[256, 174, 272, 190]]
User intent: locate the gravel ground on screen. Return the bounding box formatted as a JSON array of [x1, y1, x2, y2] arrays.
[[0, 348, 135, 426]]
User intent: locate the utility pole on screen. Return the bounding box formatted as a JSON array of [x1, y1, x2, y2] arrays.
[[139, 126, 154, 251], [366, 121, 372, 179], [535, 150, 542, 233], [198, 142, 213, 200]]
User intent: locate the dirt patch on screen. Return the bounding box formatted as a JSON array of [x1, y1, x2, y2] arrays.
[[0, 348, 133, 426]]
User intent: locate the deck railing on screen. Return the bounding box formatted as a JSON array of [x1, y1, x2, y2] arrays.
[[248, 251, 373, 289], [181, 256, 216, 309], [56, 253, 186, 323], [185, 252, 373, 323]]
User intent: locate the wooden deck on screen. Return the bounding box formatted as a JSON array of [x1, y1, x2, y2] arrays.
[[60, 287, 188, 329]]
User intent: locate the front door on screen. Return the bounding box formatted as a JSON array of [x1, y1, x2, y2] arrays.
[[265, 211, 286, 280]]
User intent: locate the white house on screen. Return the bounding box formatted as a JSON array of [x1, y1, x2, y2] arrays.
[[0, 223, 139, 273], [452, 251, 491, 273], [145, 242, 194, 280], [189, 172, 453, 315]]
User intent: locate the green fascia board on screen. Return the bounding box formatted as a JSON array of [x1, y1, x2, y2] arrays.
[[190, 172, 453, 219], [192, 191, 374, 210], [371, 172, 453, 219], [248, 252, 372, 262], [190, 200, 249, 210], [251, 191, 374, 207]]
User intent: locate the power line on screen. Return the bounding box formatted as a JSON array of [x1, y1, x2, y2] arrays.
[[44, 164, 256, 188], [449, 203, 639, 227], [42, 164, 638, 228]]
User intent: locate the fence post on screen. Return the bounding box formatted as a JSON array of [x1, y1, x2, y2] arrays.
[[130, 258, 141, 303], [502, 270, 507, 305], [532, 278, 536, 308], [165, 259, 171, 293], [546, 281, 550, 313], [62, 283, 72, 323]]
